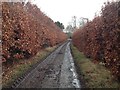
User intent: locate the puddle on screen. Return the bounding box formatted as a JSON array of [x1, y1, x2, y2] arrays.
[[60, 42, 81, 88]]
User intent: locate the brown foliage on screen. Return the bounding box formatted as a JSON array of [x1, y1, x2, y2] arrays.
[[72, 1, 120, 80], [2, 2, 67, 63]]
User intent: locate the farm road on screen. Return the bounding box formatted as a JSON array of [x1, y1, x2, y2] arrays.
[[15, 40, 81, 88]]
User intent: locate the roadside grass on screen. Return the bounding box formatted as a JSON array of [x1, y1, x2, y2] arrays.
[[71, 44, 119, 88], [2, 46, 57, 88]]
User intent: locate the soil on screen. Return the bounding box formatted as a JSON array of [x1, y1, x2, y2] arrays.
[[11, 40, 81, 88]]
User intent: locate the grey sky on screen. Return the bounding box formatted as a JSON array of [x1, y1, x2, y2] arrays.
[[32, 0, 114, 27]]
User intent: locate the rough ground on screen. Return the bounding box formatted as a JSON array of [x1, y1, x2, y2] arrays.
[[15, 40, 81, 88]]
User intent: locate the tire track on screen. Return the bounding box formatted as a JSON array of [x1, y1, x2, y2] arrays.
[[12, 41, 68, 88], [11, 40, 81, 88]]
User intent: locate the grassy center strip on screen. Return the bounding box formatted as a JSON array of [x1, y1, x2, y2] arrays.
[[71, 44, 119, 88]]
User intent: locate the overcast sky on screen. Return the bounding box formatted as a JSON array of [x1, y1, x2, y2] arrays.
[[32, 0, 114, 27]]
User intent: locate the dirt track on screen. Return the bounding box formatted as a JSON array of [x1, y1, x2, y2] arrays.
[[14, 40, 81, 88]]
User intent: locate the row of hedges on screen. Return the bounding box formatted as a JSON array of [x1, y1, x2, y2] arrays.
[[72, 1, 120, 80], [2, 2, 67, 63]]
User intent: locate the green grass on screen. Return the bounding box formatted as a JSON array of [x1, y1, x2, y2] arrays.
[[2, 46, 56, 88], [71, 45, 119, 88]]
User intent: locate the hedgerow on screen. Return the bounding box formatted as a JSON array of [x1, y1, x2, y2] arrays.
[[72, 1, 120, 80]]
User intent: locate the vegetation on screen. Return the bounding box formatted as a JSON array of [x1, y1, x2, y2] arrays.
[[2, 2, 67, 64], [2, 2, 67, 87], [55, 21, 64, 30], [2, 46, 57, 88], [71, 45, 120, 88], [72, 1, 120, 80]]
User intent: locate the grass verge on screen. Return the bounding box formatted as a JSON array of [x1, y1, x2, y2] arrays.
[[2, 46, 57, 88], [71, 44, 120, 88]]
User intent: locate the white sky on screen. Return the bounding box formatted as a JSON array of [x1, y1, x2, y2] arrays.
[[32, 0, 114, 27]]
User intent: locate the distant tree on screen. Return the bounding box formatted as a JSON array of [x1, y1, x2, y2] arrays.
[[55, 21, 64, 30], [66, 25, 74, 33]]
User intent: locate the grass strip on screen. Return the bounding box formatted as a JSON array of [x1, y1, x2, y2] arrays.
[[2, 46, 56, 88], [71, 44, 119, 88]]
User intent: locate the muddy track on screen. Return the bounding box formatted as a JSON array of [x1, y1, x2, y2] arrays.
[[11, 40, 80, 88]]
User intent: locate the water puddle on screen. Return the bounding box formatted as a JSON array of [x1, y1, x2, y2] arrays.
[[60, 42, 81, 88]]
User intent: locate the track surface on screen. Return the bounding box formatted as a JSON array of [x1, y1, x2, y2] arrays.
[[15, 41, 81, 88]]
